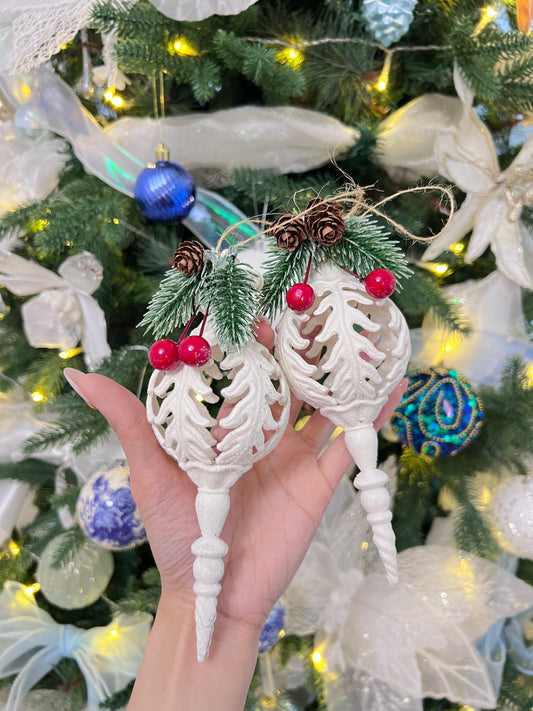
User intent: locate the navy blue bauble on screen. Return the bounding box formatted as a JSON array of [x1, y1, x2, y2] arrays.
[[259, 601, 286, 653], [391, 367, 484, 457], [135, 160, 195, 224]]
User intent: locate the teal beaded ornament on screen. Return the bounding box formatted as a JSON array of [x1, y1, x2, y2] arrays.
[[391, 368, 483, 456]]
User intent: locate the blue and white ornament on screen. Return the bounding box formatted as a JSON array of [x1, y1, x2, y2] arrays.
[[391, 367, 484, 456], [259, 601, 286, 654], [76, 463, 146, 550], [134, 148, 196, 224]]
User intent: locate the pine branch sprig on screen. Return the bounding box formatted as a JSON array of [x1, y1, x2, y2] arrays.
[[207, 256, 260, 350], [139, 267, 208, 339], [327, 215, 412, 284], [259, 239, 315, 321]]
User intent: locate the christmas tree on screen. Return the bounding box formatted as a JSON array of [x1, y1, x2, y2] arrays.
[[0, 1, 533, 709]]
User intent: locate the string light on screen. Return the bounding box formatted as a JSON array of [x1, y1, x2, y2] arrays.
[[24, 583, 40, 597], [432, 263, 450, 275], [361, 540, 369, 551], [526, 363, 533, 388], [170, 36, 198, 56], [311, 646, 328, 673], [59, 347, 83, 359], [9, 540, 20, 556], [31, 391, 45, 402], [276, 45, 304, 69], [104, 88, 124, 109], [472, 6, 499, 36], [31, 219, 49, 232], [376, 52, 392, 92]]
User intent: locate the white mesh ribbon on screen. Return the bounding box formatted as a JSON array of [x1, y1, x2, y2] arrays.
[[0, 0, 98, 74], [283, 479, 533, 711], [0, 581, 151, 711], [0, 249, 111, 369]]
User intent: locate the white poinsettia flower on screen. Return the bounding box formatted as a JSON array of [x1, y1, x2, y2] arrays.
[[422, 66, 533, 289], [283, 471, 533, 711]]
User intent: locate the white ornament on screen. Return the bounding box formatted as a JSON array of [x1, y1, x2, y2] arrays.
[[489, 475, 533, 559], [0, 249, 111, 370], [37, 533, 114, 609], [275, 263, 410, 584], [146, 329, 290, 660]]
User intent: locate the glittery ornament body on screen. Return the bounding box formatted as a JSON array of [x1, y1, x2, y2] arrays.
[[135, 160, 195, 224], [361, 0, 418, 47], [489, 475, 533, 559], [391, 368, 483, 456], [275, 263, 410, 583], [76, 464, 147, 550], [146, 325, 291, 660]]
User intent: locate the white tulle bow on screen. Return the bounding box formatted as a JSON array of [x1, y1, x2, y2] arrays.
[[283, 476, 533, 711], [0, 581, 151, 711], [0, 249, 111, 369]]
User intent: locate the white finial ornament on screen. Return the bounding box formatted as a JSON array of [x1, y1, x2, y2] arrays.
[[146, 325, 290, 660], [275, 263, 410, 583]]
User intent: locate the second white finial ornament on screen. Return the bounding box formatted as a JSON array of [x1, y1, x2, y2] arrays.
[[275, 262, 410, 583]]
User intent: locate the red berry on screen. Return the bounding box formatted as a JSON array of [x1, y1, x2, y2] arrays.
[[177, 335, 211, 366], [149, 339, 180, 370], [286, 283, 315, 312], [364, 269, 396, 298]]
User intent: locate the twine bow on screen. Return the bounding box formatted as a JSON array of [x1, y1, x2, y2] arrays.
[[0, 249, 111, 369], [0, 581, 151, 711]]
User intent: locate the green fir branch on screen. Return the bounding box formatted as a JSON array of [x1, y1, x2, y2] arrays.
[[114, 567, 161, 616], [451, 478, 501, 560], [0, 458, 56, 486], [259, 239, 315, 320], [139, 267, 206, 339], [327, 215, 412, 284], [206, 256, 259, 350], [0, 546, 34, 588], [48, 527, 87, 569], [394, 269, 472, 334]]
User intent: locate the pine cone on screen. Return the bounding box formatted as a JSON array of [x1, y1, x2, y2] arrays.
[[270, 213, 307, 251], [172, 241, 206, 274], [305, 199, 345, 246]]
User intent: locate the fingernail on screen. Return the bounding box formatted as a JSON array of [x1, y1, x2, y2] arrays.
[[64, 368, 94, 408]]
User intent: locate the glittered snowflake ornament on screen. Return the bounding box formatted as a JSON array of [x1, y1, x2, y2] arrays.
[[146, 321, 290, 660], [275, 263, 410, 583]]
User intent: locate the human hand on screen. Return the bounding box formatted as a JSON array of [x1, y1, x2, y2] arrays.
[[64, 320, 405, 637]]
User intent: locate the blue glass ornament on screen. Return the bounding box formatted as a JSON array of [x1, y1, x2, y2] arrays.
[[76, 463, 147, 550], [391, 368, 483, 456], [135, 160, 195, 224], [259, 602, 286, 653]]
